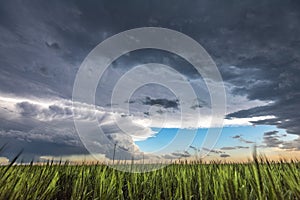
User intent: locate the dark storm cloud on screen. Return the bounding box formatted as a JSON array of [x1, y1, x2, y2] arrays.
[[226, 106, 272, 119], [45, 41, 60, 50], [1, 0, 299, 97], [0, 101, 85, 162], [17, 102, 40, 117], [0, 139, 88, 163], [228, 99, 300, 135], [1, 0, 300, 157], [143, 97, 179, 110], [0, 124, 87, 162]]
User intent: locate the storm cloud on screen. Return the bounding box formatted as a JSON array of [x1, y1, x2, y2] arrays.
[[0, 97, 155, 161], [143, 97, 179, 110]]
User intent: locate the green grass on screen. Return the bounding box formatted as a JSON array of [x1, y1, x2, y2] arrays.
[[0, 157, 300, 200]]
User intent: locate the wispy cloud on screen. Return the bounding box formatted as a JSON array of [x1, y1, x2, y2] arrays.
[[232, 134, 255, 144], [220, 146, 249, 150]]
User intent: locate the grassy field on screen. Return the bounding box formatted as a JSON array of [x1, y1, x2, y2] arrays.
[[0, 156, 300, 200]]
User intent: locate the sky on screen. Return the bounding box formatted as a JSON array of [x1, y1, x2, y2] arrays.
[[0, 0, 300, 163]]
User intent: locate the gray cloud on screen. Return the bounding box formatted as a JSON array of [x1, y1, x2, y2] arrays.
[[235, 146, 250, 149], [264, 130, 279, 136], [280, 137, 300, 151], [232, 135, 241, 139], [220, 154, 231, 158], [162, 150, 191, 159], [220, 147, 236, 150], [143, 97, 179, 110], [17, 102, 40, 117], [220, 146, 249, 150], [263, 130, 284, 148], [189, 145, 198, 151], [202, 147, 224, 154], [190, 98, 209, 110], [262, 130, 300, 151]]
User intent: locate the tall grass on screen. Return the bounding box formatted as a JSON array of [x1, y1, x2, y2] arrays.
[[0, 156, 300, 199]]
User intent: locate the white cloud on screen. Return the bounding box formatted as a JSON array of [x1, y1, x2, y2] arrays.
[[224, 115, 276, 127], [0, 157, 9, 165]]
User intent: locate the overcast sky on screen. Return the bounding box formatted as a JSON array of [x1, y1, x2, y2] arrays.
[[0, 0, 300, 163]]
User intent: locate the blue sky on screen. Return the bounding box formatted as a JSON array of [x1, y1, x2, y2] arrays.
[[136, 125, 296, 159]]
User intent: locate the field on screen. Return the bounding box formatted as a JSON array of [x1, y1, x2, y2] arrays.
[[1, 156, 300, 200]]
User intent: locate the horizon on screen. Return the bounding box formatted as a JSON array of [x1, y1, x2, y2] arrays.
[[0, 0, 300, 166]]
